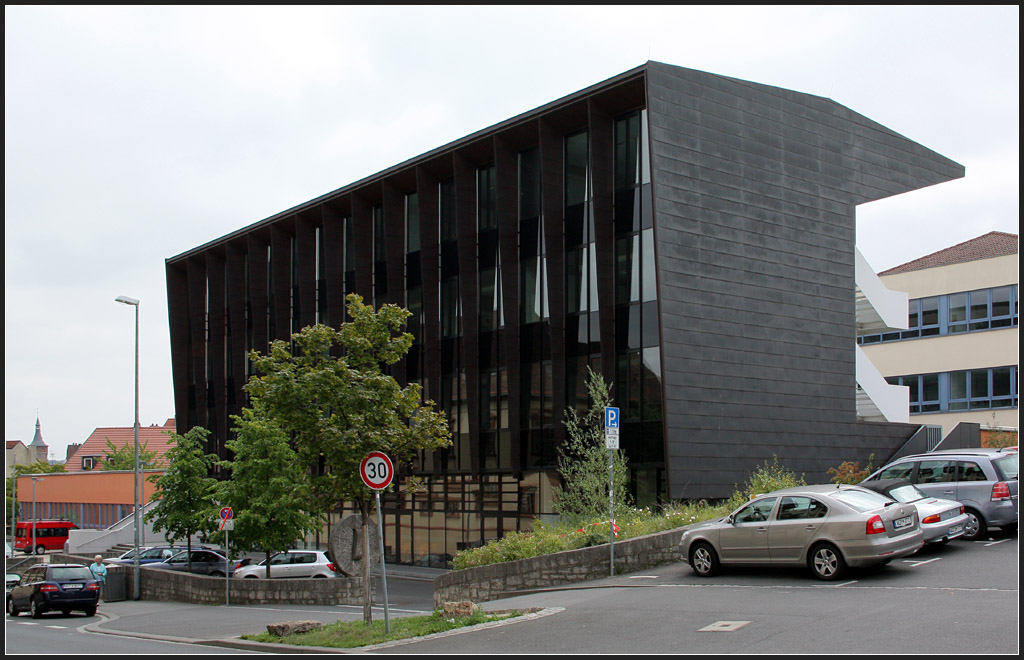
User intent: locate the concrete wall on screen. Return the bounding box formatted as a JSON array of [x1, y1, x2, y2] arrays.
[[433, 528, 683, 608], [40, 554, 369, 606]]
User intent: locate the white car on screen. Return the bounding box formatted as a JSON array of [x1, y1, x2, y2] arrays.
[[233, 550, 337, 579], [859, 479, 970, 544]]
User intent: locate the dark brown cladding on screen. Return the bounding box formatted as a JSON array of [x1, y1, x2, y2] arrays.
[[166, 61, 965, 502]]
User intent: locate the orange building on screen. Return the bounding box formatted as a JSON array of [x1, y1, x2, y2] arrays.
[[15, 418, 176, 530], [15, 469, 165, 530]]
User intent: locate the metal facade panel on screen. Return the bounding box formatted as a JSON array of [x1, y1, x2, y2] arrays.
[[645, 62, 965, 498]]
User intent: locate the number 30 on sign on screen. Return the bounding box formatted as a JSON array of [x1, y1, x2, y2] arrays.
[[360, 451, 394, 490]]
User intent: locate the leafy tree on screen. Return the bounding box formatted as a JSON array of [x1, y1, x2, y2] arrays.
[[144, 427, 218, 571], [244, 293, 451, 622], [553, 367, 632, 525], [100, 437, 158, 471], [210, 409, 323, 577]]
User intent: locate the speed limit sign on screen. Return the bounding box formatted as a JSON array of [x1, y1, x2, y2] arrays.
[[360, 451, 394, 490]]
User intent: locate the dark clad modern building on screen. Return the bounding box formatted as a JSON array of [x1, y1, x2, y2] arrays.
[[166, 62, 964, 563]]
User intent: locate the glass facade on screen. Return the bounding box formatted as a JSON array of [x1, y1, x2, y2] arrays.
[[171, 103, 661, 567]]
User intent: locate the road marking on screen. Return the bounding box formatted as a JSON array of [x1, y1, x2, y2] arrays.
[[45, 625, 67, 629], [985, 539, 1010, 547], [628, 575, 659, 579], [699, 620, 751, 632], [904, 557, 942, 567]]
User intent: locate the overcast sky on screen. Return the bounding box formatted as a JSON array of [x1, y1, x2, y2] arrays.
[[5, 5, 1019, 462]]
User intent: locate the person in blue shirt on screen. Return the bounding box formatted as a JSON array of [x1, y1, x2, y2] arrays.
[[89, 555, 108, 600]]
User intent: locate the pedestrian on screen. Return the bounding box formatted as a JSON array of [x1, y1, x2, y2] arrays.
[[89, 555, 108, 601]]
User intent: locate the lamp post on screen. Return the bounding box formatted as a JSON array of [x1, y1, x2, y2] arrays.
[[115, 295, 141, 600], [8, 456, 16, 548], [31, 476, 44, 555]]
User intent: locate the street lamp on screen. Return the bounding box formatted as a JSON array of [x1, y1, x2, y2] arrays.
[[31, 476, 44, 555], [115, 294, 141, 600]]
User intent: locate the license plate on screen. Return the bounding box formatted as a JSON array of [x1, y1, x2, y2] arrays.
[[61, 583, 83, 590], [947, 524, 963, 536], [894, 515, 913, 529]]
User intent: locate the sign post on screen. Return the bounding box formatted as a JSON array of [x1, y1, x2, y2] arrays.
[[219, 506, 233, 606], [605, 407, 620, 577], [359, 451, 394, 633]]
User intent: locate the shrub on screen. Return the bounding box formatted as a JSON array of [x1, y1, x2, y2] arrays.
[[451, 458, 802, 571]]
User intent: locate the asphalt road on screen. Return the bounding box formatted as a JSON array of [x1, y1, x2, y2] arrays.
[[5, 527, 1017, 654]]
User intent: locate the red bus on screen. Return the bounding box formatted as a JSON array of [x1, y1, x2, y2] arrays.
[[14, 520, 77, 554]]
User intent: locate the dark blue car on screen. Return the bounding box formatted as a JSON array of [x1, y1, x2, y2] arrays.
[[8, 564, 99, 618]]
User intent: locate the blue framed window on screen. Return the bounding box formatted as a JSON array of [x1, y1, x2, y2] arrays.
[[859, 285, 1017, 344], [889, 366, 1018, 414]]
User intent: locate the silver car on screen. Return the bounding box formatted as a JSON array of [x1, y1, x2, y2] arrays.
[[679, 485, 924, 581], [863, 448, 1018, 541], [232, 550, 337, 579], [860, 479, 969, 544]]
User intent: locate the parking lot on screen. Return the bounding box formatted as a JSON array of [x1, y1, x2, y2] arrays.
[[387, 526, 1018, 654]]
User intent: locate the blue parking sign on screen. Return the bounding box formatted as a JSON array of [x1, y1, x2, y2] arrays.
[[605, 407, 619, 429]]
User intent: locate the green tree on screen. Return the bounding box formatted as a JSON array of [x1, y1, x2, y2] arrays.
[[244, 293, 451, 622], [210, 409, 323, 577], [553, 367, 632, 525], [144, 427, 218, 571], [100, 437, 158, 471]]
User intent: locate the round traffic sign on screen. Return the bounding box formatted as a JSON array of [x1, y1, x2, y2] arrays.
[[220, 506, 233, 520], [359, 451, 394, 490]]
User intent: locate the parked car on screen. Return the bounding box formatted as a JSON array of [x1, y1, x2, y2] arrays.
[[111, 545, 189, 565], [155, 549, 234, 577], [860, 479, 969, 544], [5, 573, 20, 613], [863, 447, 1018, 541], [233, 550, 337, 579], [7, 564, 99, 618], [679, 484, 924, 581]]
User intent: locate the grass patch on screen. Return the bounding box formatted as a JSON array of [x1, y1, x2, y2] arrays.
[[241, 609, 522, 649]]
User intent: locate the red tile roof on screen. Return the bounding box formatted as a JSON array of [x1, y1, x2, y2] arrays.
[[880, 232, 1018, 275], [65, 418, 176, 473]]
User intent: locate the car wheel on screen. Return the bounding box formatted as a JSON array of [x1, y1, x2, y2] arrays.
[[84, 606, 96, 617], [209, 571, 224, 578], [61, 608, 71, 616], [689, 542, 720, 577], [8, 598, 18, 617], [34, 545, 45, 555], [31, 597, 45, 619], [244, 575, 258, 579], [809, 543, 846, 581], [961, 509, 987, 541]]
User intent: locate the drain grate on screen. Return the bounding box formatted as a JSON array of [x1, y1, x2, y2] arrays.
[[698, 621, 752, 632]]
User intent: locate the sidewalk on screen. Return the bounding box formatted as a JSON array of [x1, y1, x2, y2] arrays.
[[82, 565, 449, 652]]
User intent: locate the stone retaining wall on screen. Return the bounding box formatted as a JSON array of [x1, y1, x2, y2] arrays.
[[433, 527, 685, 608], [49, 553, 368, 606]]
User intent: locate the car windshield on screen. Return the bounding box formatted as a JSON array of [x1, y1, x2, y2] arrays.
[[992, 454, 1018, 480], [885, 484, 926, 503], [49, 567, 93, 581], [829, 488, 892, 512]]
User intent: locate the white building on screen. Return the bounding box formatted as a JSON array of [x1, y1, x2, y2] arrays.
[[858, 232, 1018, 443]]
